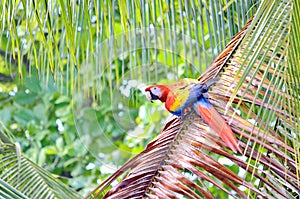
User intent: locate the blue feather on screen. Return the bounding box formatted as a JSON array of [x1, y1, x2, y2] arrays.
[[194, 97, 212, 109]]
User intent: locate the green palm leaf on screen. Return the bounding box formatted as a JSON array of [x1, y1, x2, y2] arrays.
[[0, 178, 29, 199], [0, 0, 256, 96], [0, 131, 81, 199]]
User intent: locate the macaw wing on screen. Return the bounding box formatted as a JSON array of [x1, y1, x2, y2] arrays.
[[193, 98, 241, 153], [165, 86, 191, 115]]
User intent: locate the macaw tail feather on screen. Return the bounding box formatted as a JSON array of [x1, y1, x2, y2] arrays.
[[194, 100, 242, 153]]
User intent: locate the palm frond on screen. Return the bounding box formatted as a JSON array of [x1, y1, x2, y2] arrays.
[[0, 131, 82, 199], [0, 178, 29, 199], [0, 0, 256, 97], [86, 0, 300, 198], [86, 114, 265, 199]]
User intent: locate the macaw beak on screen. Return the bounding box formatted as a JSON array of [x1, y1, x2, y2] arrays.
[[145, 91, 154, 103], [145, 91, 160, 103]]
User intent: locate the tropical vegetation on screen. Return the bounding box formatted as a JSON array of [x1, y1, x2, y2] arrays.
[[0, 0, 299, 198]]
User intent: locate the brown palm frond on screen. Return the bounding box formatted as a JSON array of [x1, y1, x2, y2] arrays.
[[86, 1, 300, 198], [87, 111, 266, 199]]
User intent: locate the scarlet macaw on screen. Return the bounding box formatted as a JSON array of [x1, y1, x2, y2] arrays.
[[145, 78, 241, 153]]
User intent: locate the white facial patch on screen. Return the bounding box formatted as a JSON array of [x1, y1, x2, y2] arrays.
[[150, 87, 162, 98]]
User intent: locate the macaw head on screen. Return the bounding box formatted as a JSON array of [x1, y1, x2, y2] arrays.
[[145, 85, 169, 103]]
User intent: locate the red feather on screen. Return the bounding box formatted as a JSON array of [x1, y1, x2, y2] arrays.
[[194, 102, 241, 153]]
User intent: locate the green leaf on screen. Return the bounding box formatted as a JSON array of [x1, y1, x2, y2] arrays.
[[0, 108, 12, 126], [44, 146, 57, 155], [14, 92, 38, 106], [56, 137, 64, 152], [24, 75, 41, 93], [13, 109, 37, 125]]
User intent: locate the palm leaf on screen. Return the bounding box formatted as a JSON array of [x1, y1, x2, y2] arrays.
[[0, 178, 29, 199], [0, 131, 82, 199], [86, 0, 300, 198], [0, 0, 256, 97]]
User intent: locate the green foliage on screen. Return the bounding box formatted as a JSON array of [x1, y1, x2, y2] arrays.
[[0, 74, 97, 193], [0, 69, 169, 196]]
